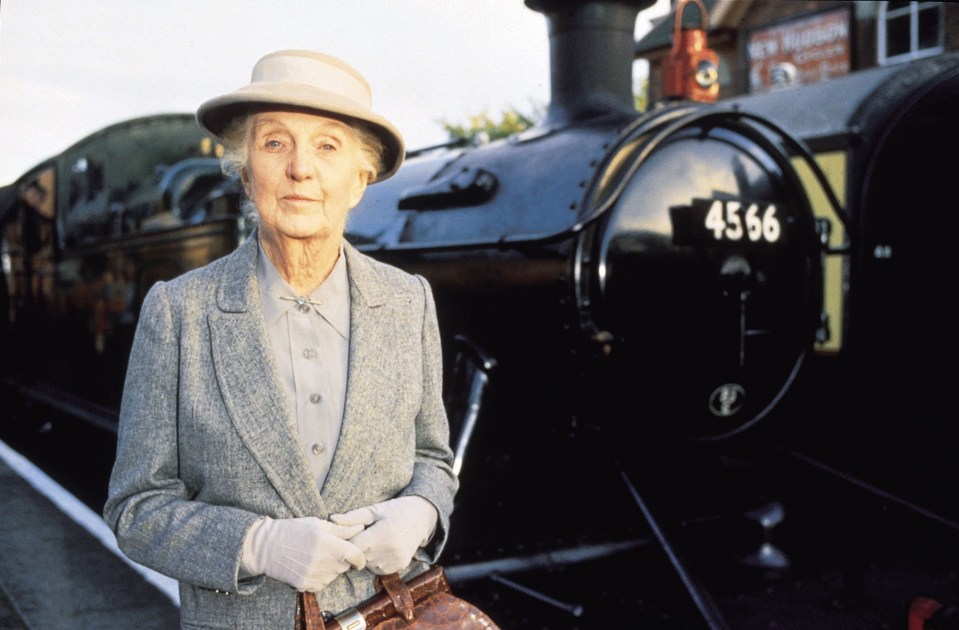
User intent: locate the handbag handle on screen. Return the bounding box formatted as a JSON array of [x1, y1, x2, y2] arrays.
[[376, 573, 416, 622], [296, 591, 326, 630], [325, 567, 457, 629]]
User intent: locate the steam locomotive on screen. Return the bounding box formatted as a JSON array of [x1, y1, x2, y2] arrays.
[[2, 0, 957, 626]]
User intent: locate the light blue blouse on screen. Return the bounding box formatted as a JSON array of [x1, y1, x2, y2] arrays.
[[256, 241, 350, 489]]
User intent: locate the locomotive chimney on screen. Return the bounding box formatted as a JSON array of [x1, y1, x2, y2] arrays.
[[525, 0, 656, 127]]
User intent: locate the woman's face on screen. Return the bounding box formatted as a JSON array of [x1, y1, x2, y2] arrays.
[[243, 110, 369, 245]]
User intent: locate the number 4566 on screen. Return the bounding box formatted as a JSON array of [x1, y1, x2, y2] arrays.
[[704, 200, 782, 243]]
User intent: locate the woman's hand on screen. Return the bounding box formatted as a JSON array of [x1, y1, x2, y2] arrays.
[[241, 517, 366, 592], [330, 496, 438, 574]]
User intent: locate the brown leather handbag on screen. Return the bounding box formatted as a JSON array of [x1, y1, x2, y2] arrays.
[[296, 566, 501, 629]]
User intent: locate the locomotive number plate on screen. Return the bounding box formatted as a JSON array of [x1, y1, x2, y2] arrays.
[[670, 198, 786, 247]]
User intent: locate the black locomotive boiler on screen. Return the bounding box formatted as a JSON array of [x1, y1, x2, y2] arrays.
[[353, 1, 828, 440], [347, 0, 830, 560]]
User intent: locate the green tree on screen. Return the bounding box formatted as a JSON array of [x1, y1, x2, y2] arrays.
[[635, 77, 649, 113], [440, 81, 649, 143], [439, 103, 542, 144]]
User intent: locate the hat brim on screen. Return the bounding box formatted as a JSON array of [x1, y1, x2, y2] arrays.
[[196, 82, 405, 182]]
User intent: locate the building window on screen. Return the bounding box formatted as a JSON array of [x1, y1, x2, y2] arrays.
[[878, 2, 944, 65]]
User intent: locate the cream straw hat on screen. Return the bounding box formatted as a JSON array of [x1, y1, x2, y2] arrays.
[[196, 50, 405, 181]]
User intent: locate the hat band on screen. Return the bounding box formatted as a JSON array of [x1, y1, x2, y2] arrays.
[[252, 55, 371, 108]]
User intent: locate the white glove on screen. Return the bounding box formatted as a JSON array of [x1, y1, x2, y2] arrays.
[[240, 517, 366, 592], [330, 496, 438, 575]]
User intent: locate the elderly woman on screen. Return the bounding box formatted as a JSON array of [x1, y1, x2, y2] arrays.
[[103, 50, 458, 629]]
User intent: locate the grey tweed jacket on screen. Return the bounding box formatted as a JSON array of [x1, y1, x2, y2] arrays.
[[103, 231, 458, 629]]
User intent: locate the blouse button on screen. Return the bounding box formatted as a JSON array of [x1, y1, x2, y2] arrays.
[[311, 443, 324, 455], [310, 393, 322, 404], [303, 348, 317, 359]]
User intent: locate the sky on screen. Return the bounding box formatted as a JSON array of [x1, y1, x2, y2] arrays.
[[0, 0, 670, 187]]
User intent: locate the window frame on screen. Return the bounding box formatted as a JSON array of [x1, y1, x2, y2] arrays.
[[877, 1, 945, 65]]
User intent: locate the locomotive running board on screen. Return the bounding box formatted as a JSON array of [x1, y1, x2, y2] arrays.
[[443, 538, 651, 618], [443, 538, 650, 583]]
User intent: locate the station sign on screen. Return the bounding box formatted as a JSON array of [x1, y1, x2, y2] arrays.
[[746, 7, 852, 93]]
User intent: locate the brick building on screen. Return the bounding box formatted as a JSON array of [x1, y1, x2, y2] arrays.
[[636, 0, 959, 103]]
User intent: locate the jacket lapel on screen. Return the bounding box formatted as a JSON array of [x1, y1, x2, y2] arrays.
[[320, 244, 401, 512], [207, 233, 326, 517]]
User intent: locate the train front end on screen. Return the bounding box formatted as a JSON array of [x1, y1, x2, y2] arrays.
[[577, 106, 827, 442]]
